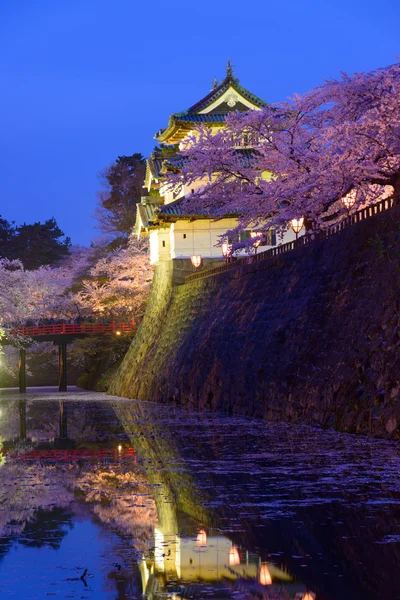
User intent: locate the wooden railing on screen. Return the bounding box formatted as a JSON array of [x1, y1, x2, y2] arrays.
[[5, 447, 136, 462], [185, 197, 395, 283], [12, 321, 135, 338]]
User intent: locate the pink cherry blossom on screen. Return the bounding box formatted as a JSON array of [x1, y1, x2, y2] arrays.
[[165, 61, 400, 237]]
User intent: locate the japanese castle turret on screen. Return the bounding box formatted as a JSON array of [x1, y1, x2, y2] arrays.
[[135, 61, 294, 266]]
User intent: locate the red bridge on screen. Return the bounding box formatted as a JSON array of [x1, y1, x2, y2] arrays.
[[6, 447, 137, 463], [13, 320, 135, 339], [11, 321, 136, 394]]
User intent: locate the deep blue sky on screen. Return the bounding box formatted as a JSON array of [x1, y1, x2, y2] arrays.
[[0, 0, 398, 246]]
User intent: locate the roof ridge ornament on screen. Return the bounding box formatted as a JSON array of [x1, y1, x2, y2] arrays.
[[225, 58, 239, 83], [226, 58, 233, 78], [212, 76, 218, 90]]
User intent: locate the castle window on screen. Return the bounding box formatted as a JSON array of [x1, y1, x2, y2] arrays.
[[183, 234, 187, 239], [228, 231, 251, 244], [228, 232, 240, 244], [162, 241, 166, 247]]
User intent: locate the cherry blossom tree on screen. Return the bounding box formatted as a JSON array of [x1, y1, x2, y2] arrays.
[[73, 237, 152, 319], [166, 61, 400, 235], [0, 253, 90, 377], [0, 238, 152, 332], [0, 239, 152, 386], [0, 255, 88, 329]]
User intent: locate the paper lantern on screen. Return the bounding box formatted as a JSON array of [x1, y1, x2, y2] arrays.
[[196, 529, 207, 547], [259, 563, 272, 585], [228, 546, 240, 566], [341, 189, 357, 212], [251, 232, 262, 248], [290, 217, 305, 234], [190, 255, 202, 269]]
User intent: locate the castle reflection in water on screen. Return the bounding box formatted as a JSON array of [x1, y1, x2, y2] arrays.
[[144, 526, 312, 599]]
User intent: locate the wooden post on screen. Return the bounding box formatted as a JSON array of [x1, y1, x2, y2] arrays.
[[58, 343, 67, 392], [19, 399, 27, 440], [18, 348, 26, 394], [59, 400, 68, 438]]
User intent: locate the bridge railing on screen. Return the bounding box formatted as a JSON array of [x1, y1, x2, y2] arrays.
[[12, 321, 135, 338], [185, 197, 395, 283], [5, 447, 137, 462]]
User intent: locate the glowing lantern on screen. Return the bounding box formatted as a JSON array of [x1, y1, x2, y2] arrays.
[[190, 255, 202, 269], [222, 242, 231, 257], [196, 529, 207, 547], [259, 562, 272, 585], [290, 217, 305, 240], [228, 545, 240, 566], [251, 232, 262, 248], [302, 594, 315, 600], [222, 242, 232, 265], [341, 189, 357, 213], [115, 330, 122, 336]]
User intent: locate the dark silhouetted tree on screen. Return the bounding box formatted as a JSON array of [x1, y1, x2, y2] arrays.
[[0, 216, 15, 259], [95, 153, 146, 238], [12, 218, 71, 269]]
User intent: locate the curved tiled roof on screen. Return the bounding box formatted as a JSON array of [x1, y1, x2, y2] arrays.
[[148, 148, 259, 186], [156, 197, 238, 220], [174, 113, 227, 123], [146, 151, 183, 181], [157, 198, 187, 217], [147, 156, 164, 179], [155, 75, 267, 143], [187, 75, 267, 113]]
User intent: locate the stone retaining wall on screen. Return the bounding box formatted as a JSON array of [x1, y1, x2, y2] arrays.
[[109, 206, 400, 438]]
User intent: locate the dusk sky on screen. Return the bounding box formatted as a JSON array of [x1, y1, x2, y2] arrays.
[[0, 0, 399, 246]]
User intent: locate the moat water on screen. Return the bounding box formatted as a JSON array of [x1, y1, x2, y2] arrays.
[[0, 387, 399, 599]]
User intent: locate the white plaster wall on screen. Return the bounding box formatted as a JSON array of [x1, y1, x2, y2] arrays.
[[149, 227, 172, 265], [152, 220, 304, 264], [171, 218, 239, 259], [182, 178, 208, 198], [160, 176, 211, 205], [149, 230, 159, 264], [170, 220, 303, 259], [277, 226, 305, 245], [159, 183, 181, 205]]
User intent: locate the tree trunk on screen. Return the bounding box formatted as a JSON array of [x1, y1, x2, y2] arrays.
[[393, 170, 400, 205]]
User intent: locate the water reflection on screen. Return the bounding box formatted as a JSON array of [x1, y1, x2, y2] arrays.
[[115, 401, 314, 599], [143, 529, 305, 599], [0, 389, 399, 599]]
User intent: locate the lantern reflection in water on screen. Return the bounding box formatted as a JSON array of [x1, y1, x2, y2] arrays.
[[259, 562, 272, 585], [228, 545, 240, 566], [196, 529, 207, 547]]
